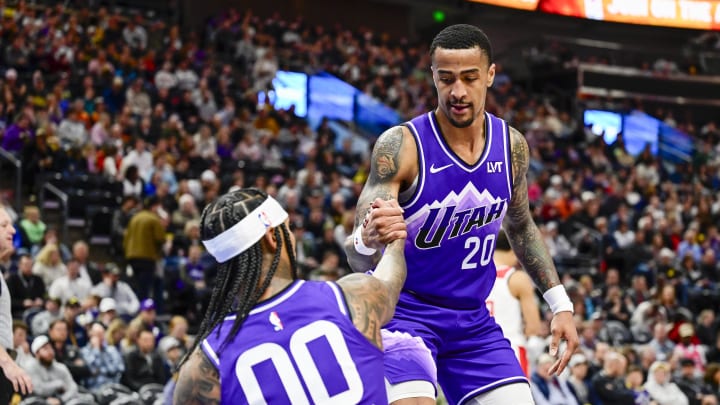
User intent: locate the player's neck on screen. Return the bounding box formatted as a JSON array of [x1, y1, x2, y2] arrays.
[[434, 109, 486, 149], [258, 261, 295, 301]]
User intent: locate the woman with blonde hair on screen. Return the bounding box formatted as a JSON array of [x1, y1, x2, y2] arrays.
[[32, 243, 67, 287], [106, 318, 128, 350]]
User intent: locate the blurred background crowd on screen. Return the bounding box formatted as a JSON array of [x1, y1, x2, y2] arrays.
[[0, 0, 719, 404]]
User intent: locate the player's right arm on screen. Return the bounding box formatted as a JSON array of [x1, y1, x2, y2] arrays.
[[508, 270, 542, 337], [343, 125, 416, 272], [174, 348, 220, 405], [337, 237, 406, 350]]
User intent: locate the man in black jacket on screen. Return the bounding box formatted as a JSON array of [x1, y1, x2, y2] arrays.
[[121, 328, 166, 390], [590, 350, 636, 405], [676, 357, 718, 405]]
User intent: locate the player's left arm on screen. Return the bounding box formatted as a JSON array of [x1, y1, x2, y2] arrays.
[[508, 270, 542, 337], [504, 126, 578, 375], [174, 348, 220, 405]]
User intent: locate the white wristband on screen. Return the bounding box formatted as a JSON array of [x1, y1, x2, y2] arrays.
[[542, 285, 574, 315], [353, 227, 377, 256]]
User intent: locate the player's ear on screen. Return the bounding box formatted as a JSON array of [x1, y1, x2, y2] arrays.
[[261, 227, 279, 252], [487, 63, 496, 88]]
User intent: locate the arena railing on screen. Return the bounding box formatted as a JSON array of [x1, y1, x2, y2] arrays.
[[38, 182, 69, 243]]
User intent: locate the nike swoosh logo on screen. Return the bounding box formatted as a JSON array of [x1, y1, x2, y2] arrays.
[[429, 163, 454, 174]]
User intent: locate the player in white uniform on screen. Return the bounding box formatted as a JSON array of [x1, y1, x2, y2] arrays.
[[486, 229, 542, 376]]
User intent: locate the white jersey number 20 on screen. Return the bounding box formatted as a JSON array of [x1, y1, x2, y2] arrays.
[[461, 234, 496, 270], [235, 320, 364, 404]]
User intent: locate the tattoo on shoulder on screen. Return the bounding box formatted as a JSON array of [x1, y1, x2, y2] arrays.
[[509, 126, 529, 185], [337, 274, 389, 350], [369, 126, 404, 184], [174, 349, 221, 405]]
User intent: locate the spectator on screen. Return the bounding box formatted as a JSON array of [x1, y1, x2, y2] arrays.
[[48, 258, 92, 305], [646, 360, 690, 405], [590, 351, 635, 405], [62, 297, 88, 348], [30, 297, 62, 336], [674, 323, 707, 376], [676, 357, 718, 405], [6, 255, 45, 319], [47, 319, 91, 384], [566, 353, 591, 405], [80, 321, 125, 390], [121, 328, 166, 390], [12, 320, 32, 370], [25, 335, 78, 404], [32, 243, 67, 288], [625, 364, 653, 405], [124, 197, 167, 309], [98, 298, 119, 327], [106, 318, 128, 351], [72, 241, 102, 286], [90, 263, 140, 317], [18, 206, 46, 249], [530, 353, 579, 405]]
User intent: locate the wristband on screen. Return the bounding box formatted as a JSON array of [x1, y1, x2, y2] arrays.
[[542, 285, 574, 315], [353, 227, 377, 256]]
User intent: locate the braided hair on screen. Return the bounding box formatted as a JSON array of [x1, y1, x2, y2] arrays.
[[181, 188, 296, 365]]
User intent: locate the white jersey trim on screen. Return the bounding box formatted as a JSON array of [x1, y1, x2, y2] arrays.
[[402, 119, 426, 209], [326, 281, 348, 316], [428, 111, 493, 173], [502, 121, 513, 198], [223, 280, 306, 321], [457, 376, 529, 405], [201, 339, 220, 367]]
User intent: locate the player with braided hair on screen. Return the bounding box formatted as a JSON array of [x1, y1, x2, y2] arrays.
[[174, 188, 407, 404]]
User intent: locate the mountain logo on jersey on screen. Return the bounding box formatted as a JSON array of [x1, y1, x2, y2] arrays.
[[406, 181, 507, 249], [269, 311, 284, 331]]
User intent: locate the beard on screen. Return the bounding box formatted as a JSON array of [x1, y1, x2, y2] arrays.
[[39, 357, 54, 367]]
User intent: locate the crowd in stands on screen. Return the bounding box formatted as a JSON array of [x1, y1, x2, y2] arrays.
[[0, 1, 717, 404]]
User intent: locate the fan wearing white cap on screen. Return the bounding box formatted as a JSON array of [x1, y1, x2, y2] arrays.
[[174, 188, 408, 404], [24, 335, 78, 404]]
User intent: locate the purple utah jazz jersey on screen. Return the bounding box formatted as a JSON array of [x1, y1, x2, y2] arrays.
[[201, 280, 386, 405], [400, 111, 513, 309]]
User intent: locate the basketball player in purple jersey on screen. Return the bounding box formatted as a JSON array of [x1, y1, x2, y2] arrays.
[[174, 188, 407, 404], [345, 24, 579, 405]]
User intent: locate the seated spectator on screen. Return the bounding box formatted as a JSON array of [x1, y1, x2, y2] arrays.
[[25, 335, 78, 404], [674, 323, 707, 376], [590, 351, 635, 405], [72, 241, 102, 286], [12, 320, 32, 370], [171, 194, 199, 233], [6, 254, 45, 319], [18, 205, 46, 249], [530, 353, 579, 405], [130, 299, 163, 341], [121, 329, 167, 391], [48, 319, 91, 384], [80, 321, 125, 391], [48, 258, 92, 305], [105, 318, 128, 351], [29, 228, 71, 262], [90, 263, 140, 317], [30, 297, 62, 336], [98, 297, 119, 327], [676, 357, 717, 405], [625, 364, 653, 405], [566, 353, 590, 405], [62, 297, 88, 348], [645, 360, 689, 405], [158, 336, 184, 376], [32, 243, 67, 288]]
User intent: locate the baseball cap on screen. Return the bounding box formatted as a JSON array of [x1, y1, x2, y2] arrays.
[[158, 337, 183, 355], [31, 335, 50, 355], [105, 262, 122, 276], [569, 353, 588, 368], [140, 298, 156, 312], [66, 297, 81, 308], [680, 357, 695, 367], [679, 323, 694, 338], [99, 298, 117, 313]]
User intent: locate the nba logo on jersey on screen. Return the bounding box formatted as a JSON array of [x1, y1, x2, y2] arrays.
[[258, 211, 272, 227], [269, 311, 283, 331]]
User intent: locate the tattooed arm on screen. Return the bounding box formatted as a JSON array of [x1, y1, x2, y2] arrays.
[[174, 349, 220, 405], [503, 126, 561, 292], [343, 125, 416, 272], [504, 126, 579, 375], [337, 237, 407, 349]]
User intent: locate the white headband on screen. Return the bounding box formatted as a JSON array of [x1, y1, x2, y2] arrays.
[[202, 196, 289, 263]]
